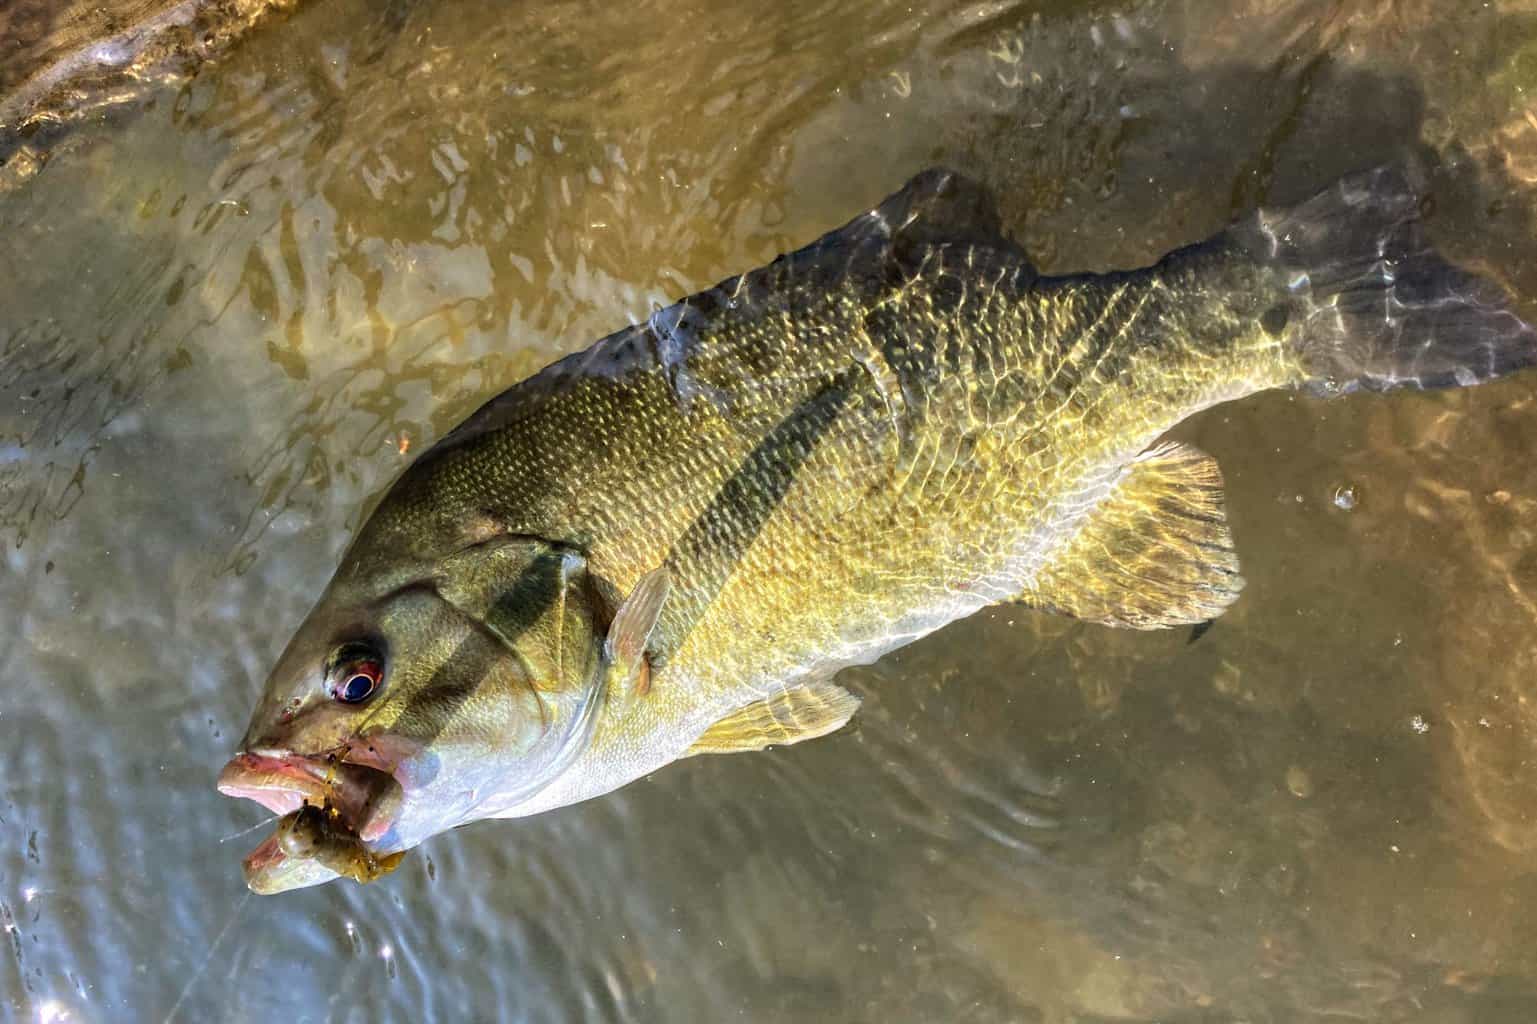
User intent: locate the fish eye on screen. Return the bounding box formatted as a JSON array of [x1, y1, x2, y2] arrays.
[[328, 644, 384, 704]]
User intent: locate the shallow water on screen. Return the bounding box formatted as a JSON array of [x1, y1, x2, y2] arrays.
[[4, 0, 1537, 1020]]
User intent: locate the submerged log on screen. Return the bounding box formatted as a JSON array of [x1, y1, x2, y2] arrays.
[[0, 0, 299, 190]]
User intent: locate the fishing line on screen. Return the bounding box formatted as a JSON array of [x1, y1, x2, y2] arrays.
[[161, 890, 251, 1024], [216, 817, 277, 844]]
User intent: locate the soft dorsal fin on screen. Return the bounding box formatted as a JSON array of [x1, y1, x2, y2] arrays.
[[1025, 442, 1245, 629], [687, 681, 861, 756], [604, 567, 670, 696]]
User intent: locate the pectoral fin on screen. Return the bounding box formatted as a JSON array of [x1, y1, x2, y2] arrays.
[[604, 567, 670, 696], [687, 681, 861, 755], [1026, 442, 1244, 629]]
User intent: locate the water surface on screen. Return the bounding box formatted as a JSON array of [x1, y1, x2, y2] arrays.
[[4, 0, 1537, 1020]]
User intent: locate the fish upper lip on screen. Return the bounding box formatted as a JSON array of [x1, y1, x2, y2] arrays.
[[216, 750, 331, 815], [217, 748, 400, 850]]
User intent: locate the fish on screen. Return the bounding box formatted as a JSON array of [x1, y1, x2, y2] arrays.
[[218, 165, 1535, 893]]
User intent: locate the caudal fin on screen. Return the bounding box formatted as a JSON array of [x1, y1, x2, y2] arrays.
[[1230, 166, 1537, 394]]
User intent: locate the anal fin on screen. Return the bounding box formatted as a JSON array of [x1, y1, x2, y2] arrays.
[[1026, 442, 1244, 629], [687, 681, 860, 756]]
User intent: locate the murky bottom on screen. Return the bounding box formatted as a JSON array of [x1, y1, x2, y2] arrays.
[[4, 0, 1537, 1020]]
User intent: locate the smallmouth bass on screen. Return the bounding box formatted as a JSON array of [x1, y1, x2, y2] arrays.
[[218, 167, 1535, 893]]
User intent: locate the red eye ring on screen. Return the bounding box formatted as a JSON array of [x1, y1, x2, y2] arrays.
[[332, 658, 382, 704]]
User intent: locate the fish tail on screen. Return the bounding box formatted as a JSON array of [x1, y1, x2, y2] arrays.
[[1229, 166, 1537, 394]]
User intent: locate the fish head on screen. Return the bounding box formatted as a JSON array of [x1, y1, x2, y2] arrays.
[[219, 534, 607, 893]]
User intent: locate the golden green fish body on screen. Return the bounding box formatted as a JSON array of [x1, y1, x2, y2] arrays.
[[224, 167, 1534, 890], [345, 175, 1296, 800]]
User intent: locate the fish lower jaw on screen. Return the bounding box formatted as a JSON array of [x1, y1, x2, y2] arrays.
[[239, 832, 332, 894]]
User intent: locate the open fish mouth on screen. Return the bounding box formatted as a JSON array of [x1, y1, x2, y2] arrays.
[[217, 749, 402, 893]]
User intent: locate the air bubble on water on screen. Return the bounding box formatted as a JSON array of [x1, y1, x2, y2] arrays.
[[1333, 484, 1357, 510], [1285, 765, 1313, 798], [1410, 714, 1430, 734]]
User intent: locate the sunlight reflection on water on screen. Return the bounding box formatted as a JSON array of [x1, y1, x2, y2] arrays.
[[4, 0, 1537, 1020]]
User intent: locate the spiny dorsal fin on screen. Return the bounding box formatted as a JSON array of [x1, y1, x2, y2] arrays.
[[687, 681, 861, 756], [828, 168, 1035, 276], [605, 567, 670, 696], [864, 169, 1014, 250], [1026, 442, 1244, 629]]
